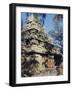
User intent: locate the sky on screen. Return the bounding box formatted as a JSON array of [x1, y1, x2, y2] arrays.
[[21, 12, 55, 33]]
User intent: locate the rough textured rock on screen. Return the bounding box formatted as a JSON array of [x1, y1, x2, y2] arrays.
[[21, 14, 63, 77]]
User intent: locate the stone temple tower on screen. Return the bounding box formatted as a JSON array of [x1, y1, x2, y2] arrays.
[[21, 14, 63, 77]]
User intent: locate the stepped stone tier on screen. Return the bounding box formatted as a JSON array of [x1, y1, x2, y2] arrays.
[[21, 14, 63, 77], [22, 14, 43, 32]]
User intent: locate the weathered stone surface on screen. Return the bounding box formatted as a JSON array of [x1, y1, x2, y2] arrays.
[[21, 14, 63, 77]]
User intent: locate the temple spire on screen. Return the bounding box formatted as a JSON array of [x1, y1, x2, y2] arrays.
[[28, 14, 34, 22]]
